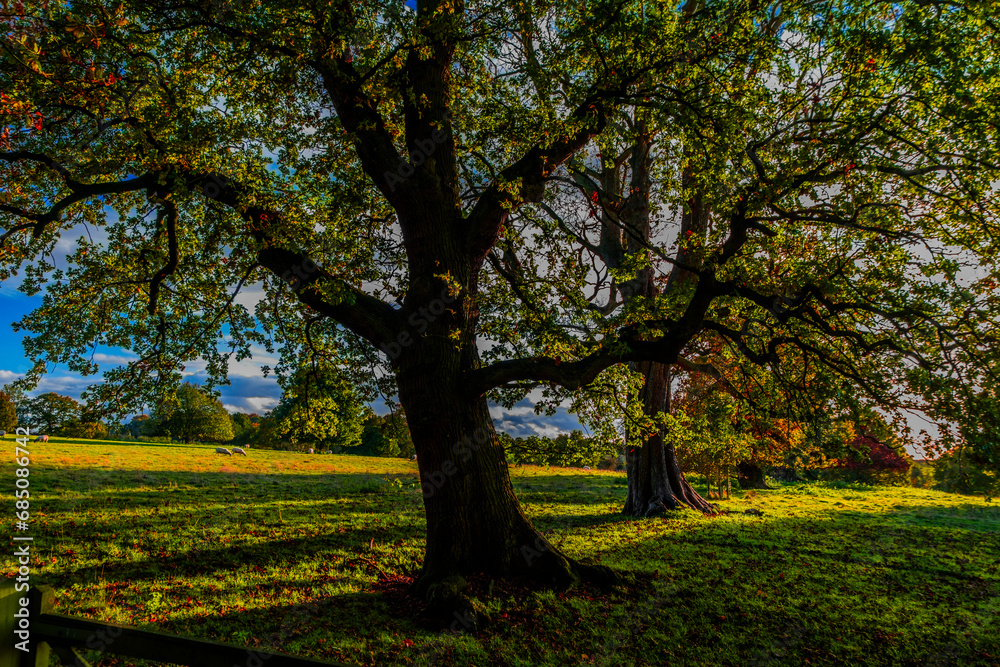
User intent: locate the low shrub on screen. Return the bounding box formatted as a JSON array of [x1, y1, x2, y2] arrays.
[[137, 435, 174, 444], [931, 450, 1000, 497]]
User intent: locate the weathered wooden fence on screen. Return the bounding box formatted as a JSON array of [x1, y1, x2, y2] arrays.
[[1, 584, 351, 667]]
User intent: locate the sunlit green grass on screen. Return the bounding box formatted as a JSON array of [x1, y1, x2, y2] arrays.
[[3, 436, 999, 666]]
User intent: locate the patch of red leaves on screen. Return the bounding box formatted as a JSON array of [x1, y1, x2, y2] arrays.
[[832, 434, 909, 471]]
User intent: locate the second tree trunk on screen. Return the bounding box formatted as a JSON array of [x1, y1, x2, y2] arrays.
[[623, 361, 716, 516]]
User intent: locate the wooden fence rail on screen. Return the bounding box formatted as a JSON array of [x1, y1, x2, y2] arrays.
[[2, 584, 352, 667]]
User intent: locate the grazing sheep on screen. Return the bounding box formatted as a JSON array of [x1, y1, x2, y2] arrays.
[[215, 447, 232, 456], [582, 466, 592, 471], [0, 431, 5, 438], [307, 448, 314, 454], [411, 454, 417, 461], [34, 435, 49, 443], [232, 447, 247, 456], [324, 449, 333, 455]]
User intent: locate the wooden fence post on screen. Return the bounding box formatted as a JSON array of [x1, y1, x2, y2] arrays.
[[19, 582, 348, 667], [26, 587, 54, 667], [1, 583, 24, 667]]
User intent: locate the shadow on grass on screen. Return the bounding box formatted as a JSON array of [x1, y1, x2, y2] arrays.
[[23, 460, 1000, 666], [26, 466, 416, 493], [47, 529, 378, 587]]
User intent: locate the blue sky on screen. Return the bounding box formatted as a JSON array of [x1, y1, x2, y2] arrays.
[[0, 290, 41, 384]]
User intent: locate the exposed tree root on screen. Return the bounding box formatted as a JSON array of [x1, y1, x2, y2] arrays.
[[411, 546, 626, 627]]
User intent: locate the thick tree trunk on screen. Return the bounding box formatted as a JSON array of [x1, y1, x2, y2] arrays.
[[737, 461, 771, 489], [623, 361, 715, 516], [397, 348, 618, 617]]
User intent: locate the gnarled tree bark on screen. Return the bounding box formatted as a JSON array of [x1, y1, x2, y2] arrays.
[[623, 361, 716, 515]]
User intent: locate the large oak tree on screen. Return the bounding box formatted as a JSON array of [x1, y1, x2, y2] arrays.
[[3, 0, 1000, 615]]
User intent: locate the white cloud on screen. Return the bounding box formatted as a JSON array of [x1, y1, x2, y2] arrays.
[[33, 373, 95, 396], [526, 422, 565, 439], [491, 398, 585, 439], [227, 357, 278, 378], [91, 352, 139, 365], [0, 370, 22, 382], [232, 283, 267, 310], [498, 419, 520, 433], [179, 360, 206, 377], [244, 396, 278, 413], [497, 419, 565, 439], [178, 346, 279, 379], [489, 405, 538, 419]]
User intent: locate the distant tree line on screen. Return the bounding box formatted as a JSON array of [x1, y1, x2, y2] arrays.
[[1, 375, 994, 496], [0, 377, 415, 458], [500, 430, 621, 470]]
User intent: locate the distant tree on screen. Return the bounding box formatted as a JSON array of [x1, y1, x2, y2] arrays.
[[22, 393, 81, 433], [355, 409, 414, 458], [57, 419, 109, 440], [230, 412, 261, 445], [930, 447, 1000, 497], [231, 412, 251, 433], [264, 365, 365, 450], [54, 399, 112, 440], [919, 387, 1000, 493], [357, 412, 398, 457], [664, 349, 902, 490], [501, 429, 618, 469], [0, 391, 16, 432], [79, 401, 107, 424], [383, 410, 414, 458], [920, 386, 1000, 477], [826, 425, 911, 486], [672, 389, 754, 500], [149, 384, 234, 443], [126, 414, 150, 438]]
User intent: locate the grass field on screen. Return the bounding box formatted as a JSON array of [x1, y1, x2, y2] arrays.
[[3, 436, 999, 666]]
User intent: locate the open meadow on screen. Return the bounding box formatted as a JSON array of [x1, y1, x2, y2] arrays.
[[4, 436, 999, 666]]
